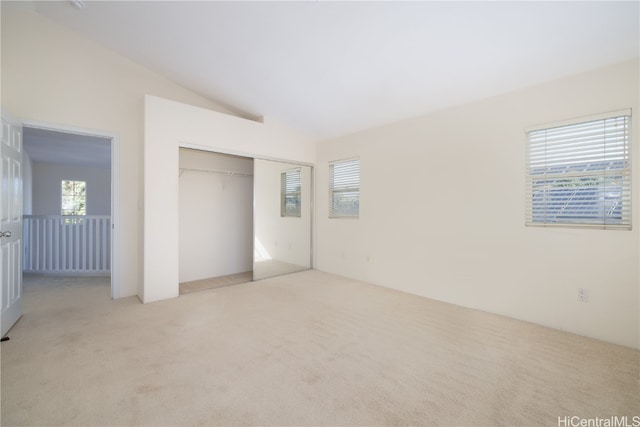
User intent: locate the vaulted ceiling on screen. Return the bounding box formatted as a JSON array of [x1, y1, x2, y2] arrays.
[[17, 1, 640, 140]]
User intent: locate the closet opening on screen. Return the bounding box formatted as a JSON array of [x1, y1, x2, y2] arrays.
[[178, 148, 254, 294], [178, 147, 313, 295]]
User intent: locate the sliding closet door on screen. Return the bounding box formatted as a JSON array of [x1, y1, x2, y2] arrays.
[[253, 159, 312, 280]]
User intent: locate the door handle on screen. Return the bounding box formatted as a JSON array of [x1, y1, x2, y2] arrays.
[[0, 231, 11, 238]]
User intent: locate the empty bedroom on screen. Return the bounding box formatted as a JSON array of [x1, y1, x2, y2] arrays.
[[1, 1, 638, 426]]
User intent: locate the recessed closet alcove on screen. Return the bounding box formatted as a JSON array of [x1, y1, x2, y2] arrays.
[[178, 147, 312, 294]]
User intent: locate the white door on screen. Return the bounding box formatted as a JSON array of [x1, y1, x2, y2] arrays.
[[1, 115, 23, 337]]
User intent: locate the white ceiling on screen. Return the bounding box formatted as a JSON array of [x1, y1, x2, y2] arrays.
[[24, 1, 640, 140], [24, 127, 111, 168]]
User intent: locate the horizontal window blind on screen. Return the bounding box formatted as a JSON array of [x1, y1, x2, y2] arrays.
[[281, 168, 301, 217], [526, 112, 631, 229], [329, 158, 359, 218]]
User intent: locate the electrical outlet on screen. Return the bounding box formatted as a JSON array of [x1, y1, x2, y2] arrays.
[[578, 288, 589, 303]]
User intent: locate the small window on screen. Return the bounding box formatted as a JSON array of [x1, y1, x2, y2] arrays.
[[281, 168, 301, 217], [329, 158, 359, 218], [525, 111, 631, 229], [61, 180, 87, 216]]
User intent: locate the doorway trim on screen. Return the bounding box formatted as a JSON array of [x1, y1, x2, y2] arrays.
[[22, 119, 120, 299]]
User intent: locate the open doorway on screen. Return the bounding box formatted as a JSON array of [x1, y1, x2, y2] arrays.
[[22, 124, 118, 298], [178, 148, 254, 294]]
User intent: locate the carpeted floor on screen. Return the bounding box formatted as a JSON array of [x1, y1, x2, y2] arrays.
[[1, 271, 638, 426]]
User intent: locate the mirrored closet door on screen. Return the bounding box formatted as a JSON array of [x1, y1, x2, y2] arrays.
[[253, 159, 312, 280]]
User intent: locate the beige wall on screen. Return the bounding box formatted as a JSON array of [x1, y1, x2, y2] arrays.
[[31, 162, 111, 216], [1, 7, 241, 297], [316, 59, 640, 349]]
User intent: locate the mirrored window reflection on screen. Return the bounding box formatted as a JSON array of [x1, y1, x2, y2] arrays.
[[254, 160, 312, 280]]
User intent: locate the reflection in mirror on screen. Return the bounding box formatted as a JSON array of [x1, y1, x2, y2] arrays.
[[254, 159, 312, 280]]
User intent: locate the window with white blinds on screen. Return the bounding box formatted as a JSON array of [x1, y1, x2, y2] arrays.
[[525, 110, 631, 229], [329, 158, 360, 218], [281, 168, 301, 217]]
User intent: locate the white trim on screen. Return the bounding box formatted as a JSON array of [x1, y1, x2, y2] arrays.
[[178, 140, 315, 168], [21, 119, 121, 299], [525, 222, 631, 231], [524, 108, 632, 133], [329, 156, 360, 165], [110, 132, 120, 298]]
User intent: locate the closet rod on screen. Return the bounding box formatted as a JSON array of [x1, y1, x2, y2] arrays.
[[179, 167, 253, 177]]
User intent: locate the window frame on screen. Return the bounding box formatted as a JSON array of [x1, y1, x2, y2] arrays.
[[61, 179, 87, 217], [329, 157, 360, 219], [525, 109, 631, 230]]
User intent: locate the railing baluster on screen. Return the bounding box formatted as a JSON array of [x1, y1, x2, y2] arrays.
[[73, 221, 77, 271], [47, 217, 52, 270], [34, 219, 40, 270], [22, 215, 111, 275], [30, 217, 34, 271], [42, 218, 46, 270], [55, 218, 60, 271], [88, 219, 94, 271], [99, 219, 102, 272], [24, 218, 30, 270], [82, 219, 87, 271], [97, 218, 101, 271], [107, 218, 111, 271], [62, 219, 66, 270], [102, 218, 106, 271], [98, 218, 102, 271]]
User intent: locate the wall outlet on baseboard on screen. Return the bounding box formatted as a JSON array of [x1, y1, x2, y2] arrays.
[[578, 288, 589, 303]]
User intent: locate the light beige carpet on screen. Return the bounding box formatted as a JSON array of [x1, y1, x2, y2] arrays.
[[180, 271, 253, 295], [1, 271, 638, 426]]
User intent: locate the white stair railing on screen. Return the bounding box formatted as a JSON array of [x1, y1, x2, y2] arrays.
[[23, 215, 111, 274]]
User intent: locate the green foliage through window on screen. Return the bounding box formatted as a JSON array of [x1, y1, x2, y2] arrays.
[[61, 180, 87, 216]]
